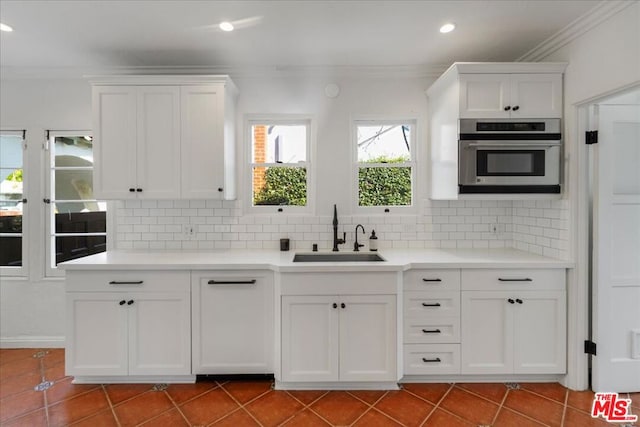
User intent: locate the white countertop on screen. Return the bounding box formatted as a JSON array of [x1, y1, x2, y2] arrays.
[[59, 248, 573, 271]]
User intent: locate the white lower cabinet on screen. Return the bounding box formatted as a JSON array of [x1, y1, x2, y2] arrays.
[[281, 294, 396, 383], [65, 271, 191, 380], [461, 289, 566, 374], [191, 271, 274, 374], [66, 291, 191, 377]]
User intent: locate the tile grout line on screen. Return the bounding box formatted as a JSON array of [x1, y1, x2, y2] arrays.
[[559, 388, 569, 426], [346, 391, 390, 427], [102, 383, 122, 427], [286, 390, 333, 426], [496, 390, 554, 427], [489, 385, 510, 426], [39, 350, 52, 427], [281, 389, 337, 426], [214, 381, 265, 426], [136, 388, 192, 427], [418, 382, 456, 426]]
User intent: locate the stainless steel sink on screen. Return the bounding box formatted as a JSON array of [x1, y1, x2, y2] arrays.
[[293, 252, 385, 262]]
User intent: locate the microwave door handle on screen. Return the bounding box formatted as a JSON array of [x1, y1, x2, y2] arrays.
[[465, 141, 562, 148]]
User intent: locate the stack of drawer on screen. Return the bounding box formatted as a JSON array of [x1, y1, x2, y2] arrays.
[[403, 269, 461, 375]]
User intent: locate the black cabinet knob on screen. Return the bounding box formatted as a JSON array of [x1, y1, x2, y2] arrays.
[[218, 188, 223, 192], [129, 188, 135, 192], [507, 298, 515, 304], [504, 106, 511, 111], [341, 303, 346, 309], [119, 300, 126, 306], [127, 300, 134, 305], [333, 303, 338, 309], [512, 105, 520, 111], [516, 298, 523, 304], [136, 188, 142, 192]]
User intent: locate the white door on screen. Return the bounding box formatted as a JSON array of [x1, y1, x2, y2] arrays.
[[461, 291, 513, 374], [592, 102, 640, 392], [65, 293, 128, 376], [339, 295, 397, 382], [513, 291, 566, 374], [510, 74, 563, 118], [192, 274, 274, 374], [136, 86, 181, 199], [459, 74, 511, 118], [128, 292, 191, 376], [92, 86, 137, 199], [181, 85, 225, 199], [281, 295, 339, 382]]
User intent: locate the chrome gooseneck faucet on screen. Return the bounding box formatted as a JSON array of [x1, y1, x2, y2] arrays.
[[332, 204, 346, 252], [354, 224, 365, 252]]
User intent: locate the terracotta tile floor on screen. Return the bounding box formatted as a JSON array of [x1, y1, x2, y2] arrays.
[[1, 349, 638, 426]]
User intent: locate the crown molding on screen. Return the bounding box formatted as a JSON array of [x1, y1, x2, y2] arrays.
[[1, 63, 447, 81], [517, 0, 636, 62]]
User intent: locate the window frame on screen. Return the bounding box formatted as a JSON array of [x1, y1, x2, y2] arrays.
[[0, 130, 27, 277], [45, 130, 107, 277], [352, 118, 418, 214], [245, 115, 315, 215]]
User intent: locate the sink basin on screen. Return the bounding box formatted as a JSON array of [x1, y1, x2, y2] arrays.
[[293, 252, 385, 262]]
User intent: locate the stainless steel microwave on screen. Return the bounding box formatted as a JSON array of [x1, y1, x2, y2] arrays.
[[458, 118, 562, 194]]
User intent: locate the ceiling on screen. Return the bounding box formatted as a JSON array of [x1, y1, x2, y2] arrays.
[[0, 0, 602, 76]]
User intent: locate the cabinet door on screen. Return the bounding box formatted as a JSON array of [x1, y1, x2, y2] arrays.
[[65, 293, 128, 376], [461, 291, 513, 374], [192, 274, 274, 374], [459, 74, 511, 118], [281, 296, 339, 382], [513, 291, 566, 374], [339, 295, 397, 382], [128, 292, 191, 376], [510, 74, 562, 118], [136, 86, 181, 199], [92, 86, 137, 199], [181, 85, 225, 199]]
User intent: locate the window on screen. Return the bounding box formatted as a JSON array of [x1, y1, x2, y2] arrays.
[[248, 118, 312, 212], [0, 131, 26, 275], [354, 120, 415, 211], [46, 132, 106, 276]]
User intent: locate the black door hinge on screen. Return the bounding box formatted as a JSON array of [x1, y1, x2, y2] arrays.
[[584, 340, 597, 355], [585, 130, 598, 145]]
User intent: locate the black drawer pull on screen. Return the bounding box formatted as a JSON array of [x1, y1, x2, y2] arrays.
[[127, 300, 134, 305], [508, 298, 515, 304], [207, 279, 257, 285], [422, 278, 442, 282], [422, 357, 441, 363], [118, 300, 126, 306], [516, 298, 523, 304], [498, 278, 532, 282], [422, 302, 441, 307], [422, 329, 441, 334], [109, 281, 143, 285]]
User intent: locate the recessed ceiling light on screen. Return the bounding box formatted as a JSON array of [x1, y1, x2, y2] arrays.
[[219, 21, 234, 32], [0, 23, 14, 32], [439, 23, 455, 34]]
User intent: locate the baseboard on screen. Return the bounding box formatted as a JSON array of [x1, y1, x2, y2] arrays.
[[0, 336, 65, 349]]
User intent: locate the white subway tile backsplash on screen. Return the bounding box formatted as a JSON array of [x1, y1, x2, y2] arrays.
[[113, 197, 568, 260]]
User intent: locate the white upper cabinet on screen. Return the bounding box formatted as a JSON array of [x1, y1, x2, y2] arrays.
[[459, 73, 563, 118], [92, 76, 237, 200]]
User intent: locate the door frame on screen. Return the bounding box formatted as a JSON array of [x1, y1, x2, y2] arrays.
[[567, 81, 640, 391]]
